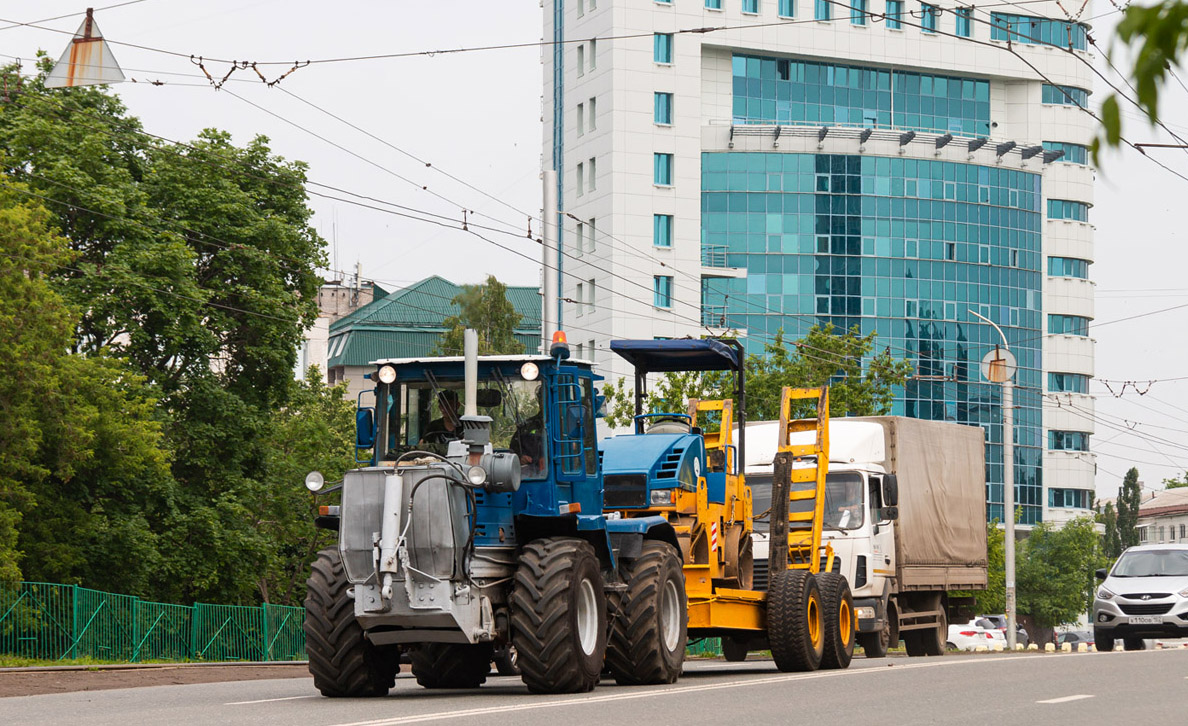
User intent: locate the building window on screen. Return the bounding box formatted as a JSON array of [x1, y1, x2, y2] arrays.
[[885, 0, 903, 28], [921, 3, 938, 32], [589, 39, 597, 70], [1048, 256, 1090, 278], [1049, 372, 1090, 393], [743, 0, 759, 13], [1042, 141, 1089, 165], [587, 217, 596, 253], [1048, 430, 1090, 452], [654, 153, 674, 186], [576, 162, 584, 197], [577, 45, 585, 76], [850, 0, 866, 25], [1049, 314, 1090, 336], [588, 156, 597, 192], [577, 102, 585, 136], [1042, 84, 1090, 107], [587, 278, 596, 314], [575, 221, 585, 256], [655, 92, 674, 124], [955, 7, 971, 37], [1049, 488, 1092, 509], [589, 97, 597, 130], [814, 0, 830, 20], [654, 33, 674, 64], [990, 13, 1087, 50], [779, 0, 794, 16], [654, 275, 673, 308], [575, 282, 585, 316], [658, 0, 672, 4], [1048, 199, 1089, 222], [707, 0, 723, 8], [654, 214, 674, 247]]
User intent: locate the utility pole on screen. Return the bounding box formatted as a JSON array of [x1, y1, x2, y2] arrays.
[[970, 309, 1019, 650], [541, 170, 558, 353]]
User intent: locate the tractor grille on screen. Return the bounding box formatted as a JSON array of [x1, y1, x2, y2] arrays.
[[604, 474, 647, 508], [655, 448, 684, 480], [1118, 602, 1174, 616], [753, 558, 769, 591]]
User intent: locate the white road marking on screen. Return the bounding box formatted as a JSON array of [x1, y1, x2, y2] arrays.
[[328, 654, 1059, 726], [1037, 694, 1094, 704], [225, 695, 317, 705]]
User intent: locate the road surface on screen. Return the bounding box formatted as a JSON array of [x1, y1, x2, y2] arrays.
[[2, 650, 1185, 725]]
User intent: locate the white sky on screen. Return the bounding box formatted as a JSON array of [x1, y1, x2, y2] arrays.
[[3, 0, 1187, 501]]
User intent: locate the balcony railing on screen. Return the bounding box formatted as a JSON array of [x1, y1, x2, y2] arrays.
[[701, 305, 727, 327], [701, 245, 728, 268]]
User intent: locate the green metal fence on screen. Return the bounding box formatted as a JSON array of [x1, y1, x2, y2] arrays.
[[0, 582, 306, 663]]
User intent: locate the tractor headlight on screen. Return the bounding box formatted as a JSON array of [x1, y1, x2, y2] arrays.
[[467, 466, 487, 486], [304, 471, 325, 492], [376, 365, 397, 384], [650, 488, 676, 506], [1097, 587, 1114, 600], [520, 362, 539, 381]]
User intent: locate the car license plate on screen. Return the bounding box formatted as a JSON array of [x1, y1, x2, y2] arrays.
[[1128, 616, 1162, 625]]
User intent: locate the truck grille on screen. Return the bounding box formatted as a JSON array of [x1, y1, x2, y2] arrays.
[[604, 474, 647, 508], [1118, 602, 1173, 615], [753, 558, 769, 591]]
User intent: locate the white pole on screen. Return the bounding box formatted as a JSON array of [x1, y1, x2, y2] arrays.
[[1004, 378, 1016, 650], [541, 169, 558, 353], [463, 329, 478, 418]]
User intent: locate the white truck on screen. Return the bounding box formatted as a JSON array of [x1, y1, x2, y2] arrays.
[[747, 416, 987, 657]]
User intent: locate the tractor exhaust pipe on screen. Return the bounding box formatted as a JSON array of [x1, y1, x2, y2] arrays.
[[464, 329, 478, 418]]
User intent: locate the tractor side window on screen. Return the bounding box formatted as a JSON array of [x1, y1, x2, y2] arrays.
[[581, 377, 597, 475], [506, 379, 547, 480]]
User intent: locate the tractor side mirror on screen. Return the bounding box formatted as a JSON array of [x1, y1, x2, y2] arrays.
[[355, 408, 375, 448], [882, 474, 899, 507]]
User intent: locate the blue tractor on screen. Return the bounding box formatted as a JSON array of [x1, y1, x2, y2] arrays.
[[303, 331, 685, 696]]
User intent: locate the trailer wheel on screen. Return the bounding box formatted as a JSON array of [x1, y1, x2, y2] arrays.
[[767, 569, 824, 672], [510, 537, 607, 693], [816, 572, 854, 669], [606, 541, 687, 685], [304, 548, 399, 697], [722, 636, 749, 662], [410, 643, 492, 688]]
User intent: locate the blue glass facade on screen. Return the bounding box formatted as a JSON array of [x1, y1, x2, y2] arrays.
[[990, 13, 1088, 51], [701, 150, 1045, 523], [1042, 84, 1089, 107], [1042, 141, 1088, 165], [1049, 372, 1089, 393], [731, 54, 991, 136], [1048, 256, 1089, 278]]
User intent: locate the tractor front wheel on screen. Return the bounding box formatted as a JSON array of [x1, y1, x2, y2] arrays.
[[606, 541, 687, 685]]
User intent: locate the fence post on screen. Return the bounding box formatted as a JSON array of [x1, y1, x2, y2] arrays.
[[190, 602, 200, 662], [70, 584, 79, 660], [131, 597, 140, 663], [261, 603, 270, 662]]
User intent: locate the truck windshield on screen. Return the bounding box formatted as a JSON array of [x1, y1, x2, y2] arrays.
[[382, 377, 547, 480], [746, 470, 864, 532], [1112, 549, 1188, 577]]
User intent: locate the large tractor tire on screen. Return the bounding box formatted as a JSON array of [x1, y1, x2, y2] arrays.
[[766, 569, 824, 672], [857, 601, 897, 659], [510, 537, 608, 693], [304, 548, 399, 697], [817, 572, 855, 669], [410, 642, 493, 689], [606, 541, 687, 685]]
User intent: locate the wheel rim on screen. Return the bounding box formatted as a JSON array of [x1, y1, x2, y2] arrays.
[[807, 592, 822, 648], [660, 578, 682, 652], [879, 618, 890, 649], [576, 577, 598, 656], [839, 599, 852, 644]]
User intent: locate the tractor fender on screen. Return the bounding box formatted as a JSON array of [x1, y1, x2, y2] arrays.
[[605, 516, 680, 558]]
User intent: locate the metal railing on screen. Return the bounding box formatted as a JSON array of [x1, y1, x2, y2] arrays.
[[701, 305, 728, 328], [701, 244, 728, 268], [0, 582, 305, 663]]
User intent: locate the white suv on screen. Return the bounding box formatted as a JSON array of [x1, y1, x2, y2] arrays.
[[1093, 544, 1188, 651]]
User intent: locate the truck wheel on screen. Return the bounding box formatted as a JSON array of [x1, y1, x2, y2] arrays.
[[767, 569, 824, 672], [816, 572, 854, 669], [857, 600, 896, 658], [304, 547, 399, 697], [902, 595, 946, 657], [510, 537, 607, 693], [722, 637, 749, 662], [606, 541, 687, 685], [410, 643, 493, 688], [492, 644, 520, 675], [1094, 629, 1114, 652]]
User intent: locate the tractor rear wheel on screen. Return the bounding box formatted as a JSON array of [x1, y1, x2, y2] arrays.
[[510, 537, 607, 693], [410, 643, 492, 688], [767, 569, 824, 672], [606, 541, 687, 685], [817, 572, 855, 669], [304, 548, 399, 697]]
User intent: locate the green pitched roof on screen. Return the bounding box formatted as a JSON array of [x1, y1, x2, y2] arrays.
[[328, 276, 541, 367]]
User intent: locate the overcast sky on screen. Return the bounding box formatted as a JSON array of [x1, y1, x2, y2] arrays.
[[4, 0, 1187, 501]]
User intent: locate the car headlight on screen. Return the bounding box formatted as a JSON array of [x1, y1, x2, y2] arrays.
[[1097, 587, 1114, 600], [650, 488, 676, 506], [1179, 586, 1188, 598]]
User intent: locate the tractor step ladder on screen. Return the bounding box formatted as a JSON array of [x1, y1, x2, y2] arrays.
[[770, 387, 833, 575], [686, 398, 734, 473]]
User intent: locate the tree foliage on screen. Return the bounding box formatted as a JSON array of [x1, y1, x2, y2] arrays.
[[1098, 500, 1123, 561], [436, 275, 525, 356], [1116, 467, 1143, 550], [601, 324, 914, 428], [1161, 471, 1188, 489], [1016, 516, 1106, 628]]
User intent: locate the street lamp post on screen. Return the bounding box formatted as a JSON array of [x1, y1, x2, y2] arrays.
[[970, 309, 1018, 651]]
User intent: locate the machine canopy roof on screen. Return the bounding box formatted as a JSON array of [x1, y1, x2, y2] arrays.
[[609, 339, 742, 373]]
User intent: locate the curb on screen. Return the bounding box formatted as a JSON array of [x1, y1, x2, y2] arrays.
[[0, 661, 308, 674]]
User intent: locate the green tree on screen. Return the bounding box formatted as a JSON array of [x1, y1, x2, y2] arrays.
[[971, 520, 1006, 615], [1116, 467, 1143, 550], [1098, 500, 1123, 561], [1161, 472, 1188, 489], [601, 325, 913, 428], [1016, 516, 1105, 628], [436, 275, 525, 355]]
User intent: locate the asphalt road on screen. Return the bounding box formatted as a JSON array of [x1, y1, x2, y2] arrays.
[[3, 650, 1186, 725]]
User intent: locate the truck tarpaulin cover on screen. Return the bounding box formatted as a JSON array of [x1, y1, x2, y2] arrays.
[[857, 417, 988, 590]]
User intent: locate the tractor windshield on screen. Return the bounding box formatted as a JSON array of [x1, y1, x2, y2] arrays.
[[381, 376, 548, 480]]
